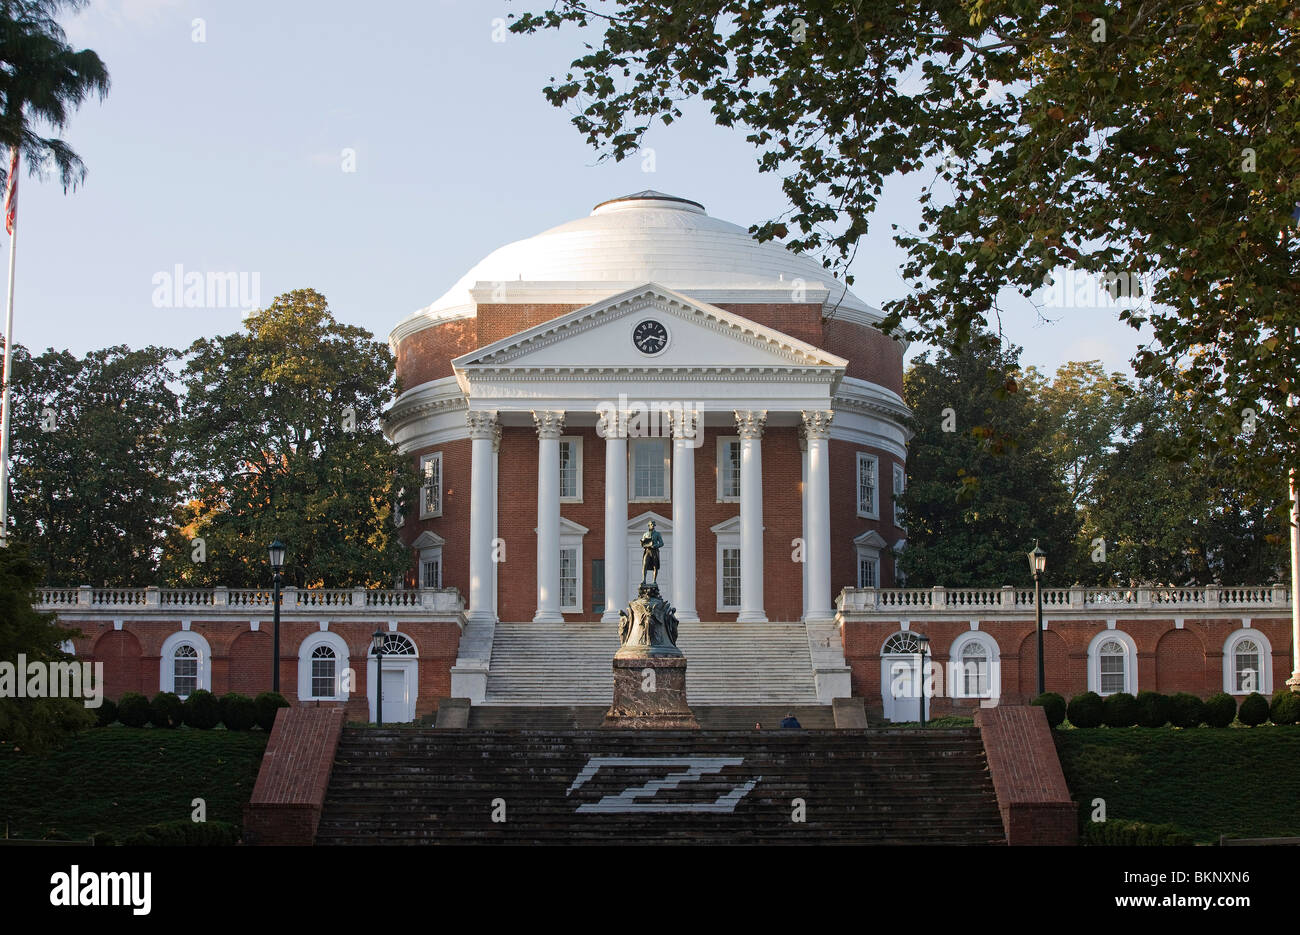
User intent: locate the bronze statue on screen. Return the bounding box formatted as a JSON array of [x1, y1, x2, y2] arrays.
[[640, 520, 663, 586]]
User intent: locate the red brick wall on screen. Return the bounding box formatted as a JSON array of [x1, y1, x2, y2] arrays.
[[244, 705, 345, 846], [975, 706, 1076, 845], [843, 616, 1293, 717], [401, 436, 472, 594]]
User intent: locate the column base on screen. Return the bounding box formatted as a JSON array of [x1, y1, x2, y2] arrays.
[[533, 610, 565, 623], [1287, 672, 1300, 691], [466, 610, 498, 626], [600, 609, 623, 624], [803, 610, 837, 625], [674, 610, 700, 623], [736, 611, 768, 623]]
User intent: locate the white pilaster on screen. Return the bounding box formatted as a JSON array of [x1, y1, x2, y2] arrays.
[[802, 410, 834, 623], [800, 427, 809, 621], [735, 409, 767, 623], [600, 409, 628, 623], [671, 409, 700, 622], [466, 410, 498, 625], [533, 410, 565, 623]]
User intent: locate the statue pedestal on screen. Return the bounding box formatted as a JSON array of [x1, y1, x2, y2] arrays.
[[602, 656, 700, 729]]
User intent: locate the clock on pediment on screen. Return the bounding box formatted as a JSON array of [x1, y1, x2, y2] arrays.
[[632, 319, 669, 355]]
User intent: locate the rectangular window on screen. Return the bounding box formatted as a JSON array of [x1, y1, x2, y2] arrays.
[[893, 463, 906, 528], [1235, 653, 1259, 693], [858, 556, 879, 588], [560, 547, 579, 611], [591, 559, 605, 613], [857, 453, 878, 518], [718, 437, 741, 500], [631, 438, 669, 500], [1100, 656, 1126, 695], [721, 547, 741, 610], [174, 660, 197, 698], [420, 452, 443, 518], [311, 658, 336, 699], [559, 437, 582, 501], [421, 558, 441, 589]]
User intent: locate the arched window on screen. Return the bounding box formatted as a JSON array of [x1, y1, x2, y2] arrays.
[[949, 632, 1000, 700], [173, 645, 199, 698], [1223, 629, 1272, 695], [374, 633, 417, 656], [882, 632, 922, 655], [1087, 631, 1136, 696], [159, 631, 211, 698], [311, 645, 337, 699], [961, 641, 990, 696]]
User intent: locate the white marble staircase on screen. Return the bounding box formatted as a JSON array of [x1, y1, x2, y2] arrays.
[[475, 621, 830, 706]]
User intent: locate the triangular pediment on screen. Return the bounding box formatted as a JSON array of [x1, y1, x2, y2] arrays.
[[854, 530, 889, 550], [410, 530, 445, 549], [451, 283, 847, 376], [627, 511, 672, 534]]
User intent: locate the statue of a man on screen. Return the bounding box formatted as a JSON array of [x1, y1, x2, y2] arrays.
[[640, 520, 663, 585]]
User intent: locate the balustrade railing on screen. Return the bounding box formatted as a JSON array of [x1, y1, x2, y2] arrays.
[[840, 584, 1289, 613], [34, 586, 463, 612]]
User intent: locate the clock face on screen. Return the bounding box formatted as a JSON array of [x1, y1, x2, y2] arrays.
[[632, 319, 669, 355]]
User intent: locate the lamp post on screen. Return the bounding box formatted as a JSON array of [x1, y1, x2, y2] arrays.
[[1028, 540, 1047, 697], [916, 632, 931, 727], [268, 539, 286, 693], [371, 628, 386, 727]]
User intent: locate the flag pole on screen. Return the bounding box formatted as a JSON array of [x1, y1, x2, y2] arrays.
[[0, 148, 17, 548]]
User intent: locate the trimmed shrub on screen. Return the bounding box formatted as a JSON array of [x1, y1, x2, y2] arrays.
[[90, 831, 116, 847], [1031, 692, 1066, 728], [1135, 690, 1170, 728], [1083, 819, 1194, 846], [117, 692, 151, 728], [1202, 692, 1237, 728], [121, 820, 238, 847], [253, 691, 290, 731], [1102, 692, 1139, 728], [219, 693, 257, 731], [1270, 690, 1300, 726], [1067, 691, 1104, 728], [1238, 692, 1270, 726], [1168, 692, 1205, 728], [150, 692, 184, 729], [182, 689, 221, 729], [94, 698, 118, 728]]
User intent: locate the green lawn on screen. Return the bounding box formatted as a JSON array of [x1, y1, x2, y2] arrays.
[[1055, 726, 1300, 843], [0, 727, 267, 841]]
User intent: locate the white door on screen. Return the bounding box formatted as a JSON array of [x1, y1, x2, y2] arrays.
[[881, 655, 922, 722]]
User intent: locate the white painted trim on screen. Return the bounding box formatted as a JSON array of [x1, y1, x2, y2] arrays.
[[1222, 628, 1272, 695], [856, 452, 880, 519], [628, 436, 672, 503], [159, 630, 212, 698], [418, 451, 444, 519], [712, 515, 742, 612], [716, 435, 741, 502], [1087, 629, 1137, 696], [298, 630, 352, 702], [559, 435, 584, 502], [948, 631, 1001, 700]]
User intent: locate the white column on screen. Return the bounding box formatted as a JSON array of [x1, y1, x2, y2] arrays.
[[466, 410, 498, 625], [735, 410, 767, 623], [491, 421, 501, 620], [600, 409, 628, 623], [533, 410, 565, 623], [671, 409, 700, 622], [800, 427, 809, 620], [802, 410, 834, 623]]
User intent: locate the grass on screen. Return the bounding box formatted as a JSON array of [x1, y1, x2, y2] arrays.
[[0, 726, 267, 841], [1055, 726, 1300, 843], [878, 716, 975, 729]]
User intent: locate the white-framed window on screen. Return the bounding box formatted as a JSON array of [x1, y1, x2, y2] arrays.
[[1087, 630, 1136, 696], [559, 436, 583, 502], [629, 438, 670, 501], [560, 546, 579, 611], [421, 551, 442, 589], [893, 463, 906, 528], [419, 451, 443, 519], [717, 436, 741, 501], [857, 452, 879, 518], [711, 516, 741, 612], [854, 530, 886, 589], [1223, 628, 1272, 695], [159, 631, 212, 699], [298, 631, 351, 702], [949, 632, 1000, 700]]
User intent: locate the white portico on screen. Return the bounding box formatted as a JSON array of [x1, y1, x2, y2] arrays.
[[448, 283, 850, 625]]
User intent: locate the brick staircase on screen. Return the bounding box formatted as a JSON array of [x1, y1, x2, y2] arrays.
[[483, 621, 822, 705], [315, 727, 1006, 845], [465, 705, 836, 730]]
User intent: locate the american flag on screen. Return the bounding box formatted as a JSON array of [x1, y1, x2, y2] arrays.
[[3, 148, 16, 236]]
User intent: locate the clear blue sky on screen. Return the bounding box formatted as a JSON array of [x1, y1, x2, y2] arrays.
[[11, 0, 1144, 379]]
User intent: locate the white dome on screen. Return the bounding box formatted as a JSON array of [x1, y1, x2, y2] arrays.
[[396, 191, 876, 337]]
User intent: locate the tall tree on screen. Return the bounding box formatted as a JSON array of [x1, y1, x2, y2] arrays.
[[899, 333, 1080, 587], [164, 289, 418, 589], [7, 344, 181, 585], [0, 0, 110, 188], [512, 1, 1300, 505], [0, 543, 93, 748]]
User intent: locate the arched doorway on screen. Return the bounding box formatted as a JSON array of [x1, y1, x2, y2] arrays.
[[880, 631, 924, 722], [367, 633, 418, 723]]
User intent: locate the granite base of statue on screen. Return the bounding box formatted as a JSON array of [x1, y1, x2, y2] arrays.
[[602, 584, 699, 729]]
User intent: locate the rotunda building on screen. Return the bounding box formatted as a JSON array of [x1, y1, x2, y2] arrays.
[[384, 191, 910, 627]]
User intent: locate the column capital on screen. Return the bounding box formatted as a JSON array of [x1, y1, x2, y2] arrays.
[[801, 409, 834, 440], [466, 410, 499, 440], [596, 407, 628, 440], [669, 408, 701, 441], [734, 409, 767, 439], [491, 421, 502, 452], [531, 410, 566, 439]]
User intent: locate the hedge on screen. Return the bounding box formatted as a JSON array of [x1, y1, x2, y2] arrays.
[[1102, 692, 1139, 728], [1135, 691, 1170, 728], [1238, 692, 1270, 726], [1270, 690, 1300, 726], [1082, 819, 1195, 846], [1202, 692, 1237, 728], [1067, 691, 1104, 728], [1168, 692, 1205, 728], [117, 693, 151, 728], [253, 692, 290, 731], [182, 689, 221, 729], [1031, 692, 1066, 728], [219, 693, 258, 731], [150, 692, 184, 729]]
